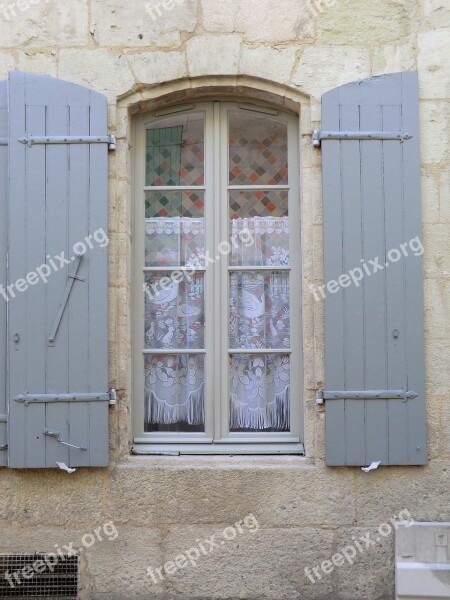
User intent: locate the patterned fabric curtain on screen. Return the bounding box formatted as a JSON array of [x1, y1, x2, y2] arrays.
[[144, 216, 290, 430]]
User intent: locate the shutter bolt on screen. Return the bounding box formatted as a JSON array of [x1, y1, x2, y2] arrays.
[[14, 333, 19, 344], [393, 329, 399, 338]]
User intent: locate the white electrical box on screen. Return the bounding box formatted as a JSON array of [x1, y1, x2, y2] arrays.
[[396, 522, 450, 599]]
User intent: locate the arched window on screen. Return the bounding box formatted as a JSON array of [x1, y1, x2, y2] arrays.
[[133, 101, 302, 453]]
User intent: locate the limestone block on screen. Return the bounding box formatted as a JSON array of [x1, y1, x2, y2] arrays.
[[201, 0, 315, 42], [108, 458, 356, 527], [59, 49, 135, 102], [334, 526, 395, 599], [127, 51, 187, 85], [423, 0, 450, 27], [0, 0, 88, 47], [317, 0, 418, 45], [186, 34, 241, 77], [91, 0, 197, 49], [373, 43, 415, 75], [420, 102, 450, 165], [239, 45, 298, 85], [418, 30, 450, 99], [292, 46, 370, 100], [16, 51, 57, 77], [354, 459, 450, 525], [421, 168, 439, 224], [0, 469, 106, 526], [163, 525, 334, 599]]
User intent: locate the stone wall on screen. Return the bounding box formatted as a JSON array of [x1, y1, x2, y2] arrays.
[[0, 1, 449, 598]]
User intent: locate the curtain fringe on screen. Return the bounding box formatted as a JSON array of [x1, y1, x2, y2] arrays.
[[145, 384, 205, 426], [230, 386, 290, 430]]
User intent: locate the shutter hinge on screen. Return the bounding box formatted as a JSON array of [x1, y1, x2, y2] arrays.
[[109, 389, 117, 406], [15, 391, 117, 406], [316, 387, 418, 405], [0, 138, 7, 146], [312, 130, 412, 147], [0, 413, 7, 423], [0, 445, 7, 451], [18, 134, 117, 151]]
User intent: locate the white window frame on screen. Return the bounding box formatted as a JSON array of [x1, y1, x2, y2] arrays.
[[132, 100, 304, 455]]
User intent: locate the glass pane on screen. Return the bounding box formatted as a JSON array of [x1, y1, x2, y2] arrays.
[[229, 191, 289, 267], [145, 273, 205, 350], [145, 354, 205, 433], [229, 112, 288, 185], [229, 272, 290, 349], [145, 190, 205, 268], [146, 113, 204, 186], [229, 354, 290, 432]]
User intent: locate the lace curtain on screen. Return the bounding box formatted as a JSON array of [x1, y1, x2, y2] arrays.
[[144, 216, 290, 431]]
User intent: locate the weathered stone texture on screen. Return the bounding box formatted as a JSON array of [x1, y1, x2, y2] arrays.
[[0, 0, 448, 598]]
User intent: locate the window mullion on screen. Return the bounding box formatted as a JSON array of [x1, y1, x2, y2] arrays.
[[217, 103, 231, 441]]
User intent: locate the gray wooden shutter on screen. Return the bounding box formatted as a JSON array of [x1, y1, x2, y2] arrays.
[[319, 71, 426, 466], [7, 72, 112, 468], [0, 80, 7, 467]]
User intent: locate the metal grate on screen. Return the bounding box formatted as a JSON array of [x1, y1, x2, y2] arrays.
[[0, 554, 79, 599]]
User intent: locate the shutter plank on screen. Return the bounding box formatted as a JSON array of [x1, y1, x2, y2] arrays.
[[45, 104, 70, 468], [24, 105, 47, 467], [322, 88, 346, 466], [67, 104, 91, 467], [0, 81, 7, 466], [340, 103, 366, 465], [360, 104, 389, 464], [8, 72, 27, 468], [322, 72, 426, 466], [7, 72, 110, 468], [87, 91, 109, 466], [383, 104, 408, 465]]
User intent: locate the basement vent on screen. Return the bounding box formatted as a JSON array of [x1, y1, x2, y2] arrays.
[[0, 554, 79, 599]]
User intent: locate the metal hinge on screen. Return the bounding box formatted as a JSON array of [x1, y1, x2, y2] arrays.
[[0, 138, 7, 146], [15, 389, 118, 406], [312, 130, 412, 147], [0, 413, 7, 423], [0, 445, 7, 451], [316, 387, 418, 405], [18, 134, 117, 151]]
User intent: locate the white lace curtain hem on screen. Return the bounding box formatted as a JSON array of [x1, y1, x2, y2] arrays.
[[145, 383, 205, 426], [230, 385, 290, 430]]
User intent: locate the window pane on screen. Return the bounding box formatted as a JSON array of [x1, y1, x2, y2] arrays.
[[229, 272, 290, 349], [229, 112, 288, 185], [146, 113, 204, 186], [145, 354, 205, 433], [145, 273, 205, 350], [145, 190, 205, 267], [229, 190, 289, 267], [229, 354, 290, 432]]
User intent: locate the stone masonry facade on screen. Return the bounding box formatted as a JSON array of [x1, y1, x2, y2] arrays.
[[0, 0, 449, 598]]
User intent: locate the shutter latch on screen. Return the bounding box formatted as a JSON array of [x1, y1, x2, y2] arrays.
[[44, 429, 87, 451], [316, 387, 418, 405]]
